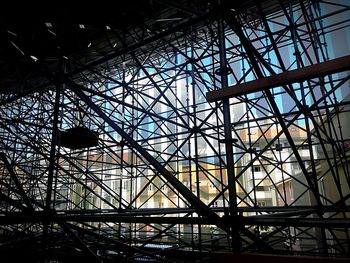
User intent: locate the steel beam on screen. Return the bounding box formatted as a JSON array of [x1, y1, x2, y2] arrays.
[[64, 77, 224, 222], [206, 55, 350, 102], [217, 10, 240, 251], [0, 12, 212, 106], [0, 152, 33, 210], [0, 134, 102, 262], [222, 13, 324, 207], [0, 192, 31, 212], [45, 86, 61, 211], [59, 75, 272, 251], [66, 12, 212, 77], [67, 223, 172, 263], [53, 205, 350, 215], [41, 84, 61, 261], [1, 212, 350, 228]]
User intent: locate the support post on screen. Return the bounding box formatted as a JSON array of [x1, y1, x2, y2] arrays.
[[41, 83, 61, 262], [217, 11, 241, 251]]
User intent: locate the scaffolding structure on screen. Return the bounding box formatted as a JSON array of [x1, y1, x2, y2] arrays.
[[0, 0, 350, 262]]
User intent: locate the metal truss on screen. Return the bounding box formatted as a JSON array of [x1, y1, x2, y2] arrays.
[[1, 0, 350, 261]]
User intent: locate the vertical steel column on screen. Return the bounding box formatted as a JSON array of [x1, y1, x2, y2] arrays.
[[190, 29, 203, 253], [46, 89, 61, 209], [217, 6, 240, 251], [42, 84, 61, 261]]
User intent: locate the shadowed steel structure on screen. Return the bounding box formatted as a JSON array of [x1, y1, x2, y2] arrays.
[[0, 0, 350, 262]]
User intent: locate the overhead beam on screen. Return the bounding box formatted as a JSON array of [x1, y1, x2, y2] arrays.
[[206, 55, 350, 102], [0, 12, 211, 107], [52, 205, 350, 216], [1, 212, 350, 228], [66, 12, 212, 77]]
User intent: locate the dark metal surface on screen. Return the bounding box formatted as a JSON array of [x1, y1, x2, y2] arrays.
[[0, 0, 350, 262], [206, 55, 350, 102]]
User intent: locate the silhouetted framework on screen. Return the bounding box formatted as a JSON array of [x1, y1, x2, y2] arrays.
[[0, 0, 350, 262]]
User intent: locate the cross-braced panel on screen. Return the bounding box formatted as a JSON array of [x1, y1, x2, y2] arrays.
[[0, 0, 349, 261]]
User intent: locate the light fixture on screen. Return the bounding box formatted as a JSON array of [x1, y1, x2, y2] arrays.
[[30, 55, 39, 62], [45, 22, 53, 28], [155, 18, 181, 22], [47, 29, 56, 36], [7, 30, 17, 37], [10, 41, 24, 56]]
